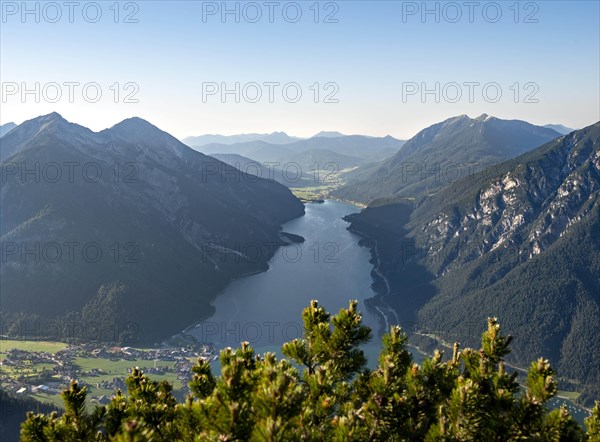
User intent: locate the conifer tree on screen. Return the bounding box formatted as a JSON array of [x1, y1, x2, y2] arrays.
[[19, 300, 596, 441]]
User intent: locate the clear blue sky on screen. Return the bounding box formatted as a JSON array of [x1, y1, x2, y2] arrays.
[[1, 1, 599, 139]]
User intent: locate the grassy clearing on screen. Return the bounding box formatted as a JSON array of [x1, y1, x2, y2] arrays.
[[557, 390, 581, 400], [30, 392, 66, 409], [74, 357, 175, 373], [80, 370, 182, 399], [1, 340, 186, 410], [0, 340, 68, 354], [1, 362, 55, 378], [74, 357, 182, 398], [291, 185, 331, 201]]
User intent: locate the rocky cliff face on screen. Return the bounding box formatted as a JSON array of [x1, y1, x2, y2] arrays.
[[347, 123, 600, 405], [412, 123, 599, 276]]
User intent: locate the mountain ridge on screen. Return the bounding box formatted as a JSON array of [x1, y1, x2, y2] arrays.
[[333, 114, 562, 203], [1, 113, 305, 342], [544, 123, 576, 135], [183, 131, 302, 147], [0, 122, 17, 138], [195, 134, 405, 168], [345, 122, 600, 406]]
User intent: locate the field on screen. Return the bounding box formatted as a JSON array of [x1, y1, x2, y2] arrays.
[[0, 340, 70, 387], [289, 165, 366, 203], [291, 185, 331, 202], [0, 339, 189, 410], [74, 357, 181, 390], [0, 340, 68, 354], [557, 390, 582, 401]]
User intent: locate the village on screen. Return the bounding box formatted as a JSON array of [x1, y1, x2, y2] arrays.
[[0, 341, 217, 407]]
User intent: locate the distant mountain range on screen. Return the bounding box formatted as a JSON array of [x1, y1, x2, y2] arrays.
[[209, 153, 311, 188], [311, 131, 347, 138], [194, 135, 406, 187], [333, 114, 562, 204], [182, 131, 302, 147], [0, 113, 304, 342], [182, 130, 355, 148], [346, 122, 600, 406], [0, 122, 17, 137], [544, 123, 576, 135]]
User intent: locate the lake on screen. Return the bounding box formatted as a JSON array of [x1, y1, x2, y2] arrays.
[[187, 199, 590, 424], [188, 199, 405, 366]]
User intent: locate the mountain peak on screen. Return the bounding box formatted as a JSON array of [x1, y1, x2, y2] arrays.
[[33, 112, 69, 126], [106, 117, 169, 141], [20, 112, 85, 139], [543, 123, 576, 135], [334, 114, 564, 203], [110, 116, 157, 130], [312, 131, 346, 138], [447, 114, 470, 122], [439, 114, 471, 128], [475, 113, 495, 122], [0, 121, 17, 137], [103, 117, 190, 159], [0, 112, 98, 160], [45, 111, 64, 119], [24, 112, 80, 134]]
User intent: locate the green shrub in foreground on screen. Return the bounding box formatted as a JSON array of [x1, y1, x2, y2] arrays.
[[21, 300, 600, 441]]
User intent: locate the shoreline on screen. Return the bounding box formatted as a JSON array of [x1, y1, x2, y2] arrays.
[[179, 198, 367, 339], [179, 268, 268, 336], [327, 196, 367, 209], [344, 221, 399, 334], [177, 203, 311, 338]]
